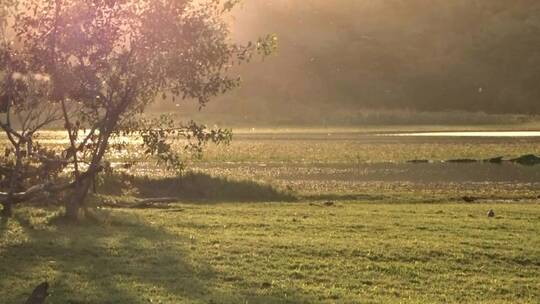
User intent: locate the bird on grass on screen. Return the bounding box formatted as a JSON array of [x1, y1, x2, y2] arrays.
[[25, 282, 49, 304]]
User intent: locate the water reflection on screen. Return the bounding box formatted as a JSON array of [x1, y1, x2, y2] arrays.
[[389, 131, 540, 137]]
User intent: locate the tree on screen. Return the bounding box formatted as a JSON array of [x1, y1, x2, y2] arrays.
[[0, 72, 63, 217], [0, 0, 276, 220], [1, 26, 65, 217]]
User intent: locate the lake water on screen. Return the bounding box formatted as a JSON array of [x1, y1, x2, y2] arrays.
[[388, 131, 540, 137]]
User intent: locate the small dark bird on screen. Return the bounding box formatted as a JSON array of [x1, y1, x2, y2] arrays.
[[324, 201, 335, 207], [487, 209, 495, 218], [25, 282, 49, 304]]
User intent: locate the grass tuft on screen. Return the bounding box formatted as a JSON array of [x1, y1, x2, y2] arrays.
[[97, 172, 297, 203]]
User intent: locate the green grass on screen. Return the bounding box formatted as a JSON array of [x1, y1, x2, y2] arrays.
[[1, 202, 539, 303]]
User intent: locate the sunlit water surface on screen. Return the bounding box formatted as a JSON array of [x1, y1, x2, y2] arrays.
[[2, 129, 540, 198], [388, 131, 540, 137]]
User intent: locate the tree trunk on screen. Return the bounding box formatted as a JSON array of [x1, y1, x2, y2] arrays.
[[64, 123, 112, 221], [65, 178, 91, 221], [2, 146, 22, 218], [1, 201, 12, 217]]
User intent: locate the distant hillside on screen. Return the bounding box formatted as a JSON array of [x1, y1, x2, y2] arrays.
[[153, 0, 540, 123]]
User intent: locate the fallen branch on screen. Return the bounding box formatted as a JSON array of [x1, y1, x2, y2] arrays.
[[0, 181, 74, 202], [0, 163, 105, 203], [136, 197, 179, 204], [102, 197, 180, 209]]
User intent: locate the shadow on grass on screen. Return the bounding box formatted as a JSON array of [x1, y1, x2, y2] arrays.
[[98, 172, 297, 203], [0, 209, 309, 304]]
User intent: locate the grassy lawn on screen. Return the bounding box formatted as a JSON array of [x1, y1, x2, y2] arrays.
[[1, 202, 539, 303]]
